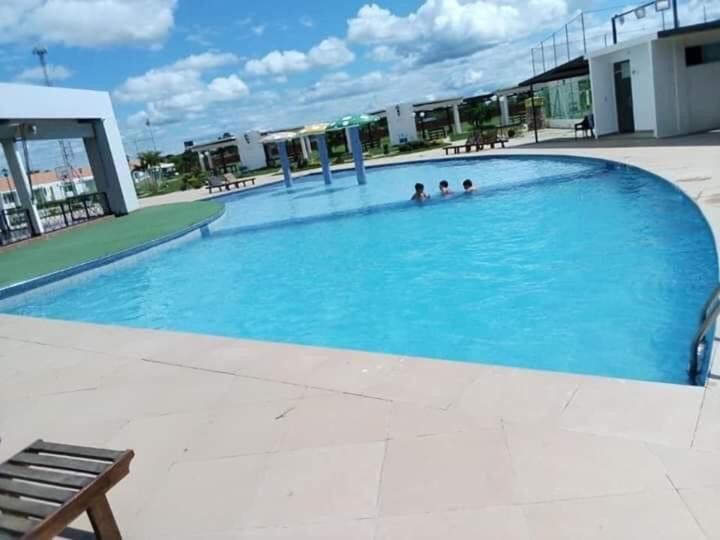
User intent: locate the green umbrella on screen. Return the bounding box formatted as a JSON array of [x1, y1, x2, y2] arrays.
[[326, 114, 379, 131]]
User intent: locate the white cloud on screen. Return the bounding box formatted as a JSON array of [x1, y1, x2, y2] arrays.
[[447, 69, 484, 90], [15, 64, 72, 83], [347, 0, 567, 64], [368, 45, 404, 62], [252, 24, 266, 36], [299, 71, 385, 104], [0, 0, 177, 48], [299, 15, 314, 28], [245, 37, 355, 76], [116, 51, 249, 127]]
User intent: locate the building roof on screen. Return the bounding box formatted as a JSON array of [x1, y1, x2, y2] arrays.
[[658, 19, 720, 38], [1, 166, 93, 191], [518, 56, 589, 87]]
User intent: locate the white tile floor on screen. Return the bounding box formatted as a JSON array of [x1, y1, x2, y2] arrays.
[[3, 138, 720, 538]]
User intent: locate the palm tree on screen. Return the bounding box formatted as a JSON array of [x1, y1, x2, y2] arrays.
[[137, 150, 163, 188]]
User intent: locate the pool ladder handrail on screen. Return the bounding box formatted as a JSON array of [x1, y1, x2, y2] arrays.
[[689, 285, 720, 384]]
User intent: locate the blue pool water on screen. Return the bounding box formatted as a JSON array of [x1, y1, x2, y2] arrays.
[[3, 156, 717, 384]]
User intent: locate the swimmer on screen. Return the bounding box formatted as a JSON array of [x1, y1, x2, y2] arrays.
[[462, 179, 476, 193], [411, 182, 430, 201], [439, 179, 452, 196]]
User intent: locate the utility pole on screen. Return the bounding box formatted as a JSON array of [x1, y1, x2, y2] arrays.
[[32, 46, 79, 196]]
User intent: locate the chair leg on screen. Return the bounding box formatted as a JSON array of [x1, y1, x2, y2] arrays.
[[87, 495, 122, 540]]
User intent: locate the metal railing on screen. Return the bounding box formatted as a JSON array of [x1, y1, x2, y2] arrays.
[[0, 208, 33, 246], [38, 192, 110, 233], [689, 285, 720, 384]]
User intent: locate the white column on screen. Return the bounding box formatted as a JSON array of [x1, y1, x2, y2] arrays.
[[1, 139, 43, 235], [197, 151, 206, 172], [206, 151, 214, 170], [83, 119, 139, 215], [300, 136, 309, 160], [500, 97, 510, 126], [452, 104, 463, 134]]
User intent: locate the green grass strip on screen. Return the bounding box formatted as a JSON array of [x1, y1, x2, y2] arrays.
[[0, 201, 223, 288]]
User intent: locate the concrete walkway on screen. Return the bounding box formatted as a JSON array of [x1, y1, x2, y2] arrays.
[[3, 132, 720, 538]]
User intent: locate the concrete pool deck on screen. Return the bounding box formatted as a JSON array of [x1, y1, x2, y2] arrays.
[[3, 133, 720, 538]]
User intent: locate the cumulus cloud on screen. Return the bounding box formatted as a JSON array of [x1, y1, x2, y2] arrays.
[[0, 0, 177, 47], [245, 37, 355, 76], [447, 69, 484, 90], [299, 71, 385, 104], [116, 51, 248, 127], [347, 0, 567, 65], [299, 15, 314, 28], [15, 64, 72, 83]]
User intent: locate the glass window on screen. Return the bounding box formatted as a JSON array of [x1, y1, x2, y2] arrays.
[[686, 42, 720, 66]]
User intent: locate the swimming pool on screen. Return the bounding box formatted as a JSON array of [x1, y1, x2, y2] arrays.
[[2, 156, 717, 384]]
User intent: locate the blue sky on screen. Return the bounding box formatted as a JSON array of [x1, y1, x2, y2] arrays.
[[1, 0, 717, 166]]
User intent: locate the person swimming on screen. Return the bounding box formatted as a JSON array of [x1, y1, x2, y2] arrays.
[[411, 182, 430, 201], [463, 179, 476, 193], [439, 179, 452, 196]]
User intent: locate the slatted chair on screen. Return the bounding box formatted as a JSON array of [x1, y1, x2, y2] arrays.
[[0, 440, 134, 539]]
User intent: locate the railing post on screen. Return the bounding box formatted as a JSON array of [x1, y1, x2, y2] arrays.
[[565, 24, 571, 62], [82, 197, 90, 220], [581, 12, 587, 54], [60, 203, 69, 227], [552, 33, 557, 67]]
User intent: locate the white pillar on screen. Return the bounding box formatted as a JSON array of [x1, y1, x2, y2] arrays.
[[83, 119, 138, 215], [300, 136, 309, 160], [452, 104, 463, 134], [206, 151, 214, 170], [1, 139, 43, 235], [197, 151, 206, 172], [500, 97, 510, 127], [349, 126, 367, 185]]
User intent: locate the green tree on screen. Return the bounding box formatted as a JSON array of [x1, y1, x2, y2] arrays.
[[137, 150, 162, 170]]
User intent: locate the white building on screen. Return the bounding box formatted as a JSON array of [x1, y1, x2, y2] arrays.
[[588, 21, 720, 137], [0, 167, 96, 209], [189, 130, 268, 173]]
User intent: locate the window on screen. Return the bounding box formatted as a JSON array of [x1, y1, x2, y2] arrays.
[[686, 42, 720, 66], [2, 192, 17, 205]]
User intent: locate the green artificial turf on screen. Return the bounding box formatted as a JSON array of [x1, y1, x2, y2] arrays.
[[0, 201, 223, 288]]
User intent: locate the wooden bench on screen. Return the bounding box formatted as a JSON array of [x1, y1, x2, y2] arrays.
[[0, 440, 134, 539], [206, 174, 256, 193], [443, 135, 479, 155]]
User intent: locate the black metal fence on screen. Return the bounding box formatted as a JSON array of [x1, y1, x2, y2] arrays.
[[38, 192, 111, 233], [0, 208, 33, 246]]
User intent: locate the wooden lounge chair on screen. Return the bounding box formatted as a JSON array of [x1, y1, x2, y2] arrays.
[[0, 439, 134, 539], [479, 128, 507, 149], [443, 134, 479, 155], [574, 115, 595, 139], [224, 173, 256, 188], [206, 175, 229, 193]]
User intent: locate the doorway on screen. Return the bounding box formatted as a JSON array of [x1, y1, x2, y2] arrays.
[[613, 60, 635, 133]]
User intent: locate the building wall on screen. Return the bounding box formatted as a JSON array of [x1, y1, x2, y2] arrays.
[[237, 131, 268, 171], [589, 41, 655, 136], [386, 103, 418, 145], [652, 29, 720, 137]]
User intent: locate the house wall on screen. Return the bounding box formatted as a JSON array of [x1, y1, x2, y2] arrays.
[[652, 29, 720, 137], [589, 41, 656, 136], [386, 103, 418, 145], [237, 131, 268, 171]]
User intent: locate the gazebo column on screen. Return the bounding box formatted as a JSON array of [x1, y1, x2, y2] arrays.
[[277, 140, 293, 188], [500, 96, 510, 126], [452, 103, 462, 134], [348, 126, 366, 185], [345, 127, 353, 153], [1, 139, 43, 235], [315, 133, 333, 185]]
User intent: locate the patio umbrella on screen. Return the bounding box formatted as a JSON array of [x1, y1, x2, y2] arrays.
[[299, 123, 332, 185], [326, 114, 379, 185], [260, 131, 298, 188]]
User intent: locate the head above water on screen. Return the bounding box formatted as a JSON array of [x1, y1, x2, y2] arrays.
[[463, 179, 473, 190], [439, 180, 449, 189], [415, 183, 425, 193]]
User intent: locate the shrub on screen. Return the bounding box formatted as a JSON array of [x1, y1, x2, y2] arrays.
[[508, 128, 516, 138], [383, 143, 390, 155]]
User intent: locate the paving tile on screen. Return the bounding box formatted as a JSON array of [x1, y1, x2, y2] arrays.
[[559, 378, 703, 447], [690, 379, 720, 451], [649, 443, 720, 489], [214, 376, 307, 409], [186, 399, 297, 458], [506, 427, 672, 503], [523, 490, 706, 540], [301, 349, 404, 395], [376, 506, 530, 539], [387, 401, 499, 439], [278, 393, 390, 451], [453, 366, 580, 425], [246, 442, 385, 528], [379, 430, 515, 516], [236, 519, 377, 540], [680, 486, 720, 539], [135, 454, 267, 537]]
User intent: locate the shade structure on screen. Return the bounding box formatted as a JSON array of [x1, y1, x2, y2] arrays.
[[300, 123, 332, 185], [326, 114, 378, 185], [260, 131, 298, 188], [326, 114, 379, 131]]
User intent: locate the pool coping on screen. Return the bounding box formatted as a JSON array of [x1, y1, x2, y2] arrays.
[[0, 206, 226, 301]]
